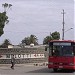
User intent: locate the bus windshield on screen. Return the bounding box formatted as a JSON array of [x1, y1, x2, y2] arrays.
[[50, 46, 74, 56]]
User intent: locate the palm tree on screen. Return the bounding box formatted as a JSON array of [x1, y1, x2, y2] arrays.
[[2, 3, 12, 12]]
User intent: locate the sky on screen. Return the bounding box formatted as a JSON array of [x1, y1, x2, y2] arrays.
[[0, 0, 74, 45]]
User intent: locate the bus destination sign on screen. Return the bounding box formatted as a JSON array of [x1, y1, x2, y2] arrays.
[[53, 42, 71, 46]]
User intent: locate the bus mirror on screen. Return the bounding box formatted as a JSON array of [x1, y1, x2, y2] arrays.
[[45, 47, 47, 51]]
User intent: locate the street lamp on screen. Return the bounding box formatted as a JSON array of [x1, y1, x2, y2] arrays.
[[64, 28, 73, 32], [62, 28, 73, 40]]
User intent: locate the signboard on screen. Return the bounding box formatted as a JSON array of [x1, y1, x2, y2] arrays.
[[0, 54, 45, 59], [53, 42, 71, 46]]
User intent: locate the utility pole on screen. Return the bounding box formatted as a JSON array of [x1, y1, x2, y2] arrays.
[[61, 9, 65, 40], [50, 32, 51, 40]]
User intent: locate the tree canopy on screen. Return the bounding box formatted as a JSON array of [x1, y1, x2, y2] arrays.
[[0, 12, 8, 36], [43, 31, 60, 44], [51, 31, 60, 40], [0, 3, 12, 36], [21, 35, 38, 45], [0, 39, 12, 48]]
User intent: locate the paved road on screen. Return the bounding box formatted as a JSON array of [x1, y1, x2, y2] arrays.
[[0, 65, 75, 75]]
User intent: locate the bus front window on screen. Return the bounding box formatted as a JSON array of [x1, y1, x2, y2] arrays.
[[62, 46, 73, 56], [50, 46, 74, 56], [52, 46, 61, 56]]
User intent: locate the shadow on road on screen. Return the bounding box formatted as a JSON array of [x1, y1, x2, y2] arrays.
[[26, 67, 51, 73], [52, 69, 75, 73], [27, 67, 75, 73]]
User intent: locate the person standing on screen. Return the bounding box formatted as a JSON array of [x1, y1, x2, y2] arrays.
[[11, 55, 15, 69]]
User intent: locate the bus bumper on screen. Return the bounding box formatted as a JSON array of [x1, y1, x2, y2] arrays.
[[48, 64, 75, 70]]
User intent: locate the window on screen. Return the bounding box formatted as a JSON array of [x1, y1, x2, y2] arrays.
[[49, 45, 74, 56], [62, 46, 73, 56]]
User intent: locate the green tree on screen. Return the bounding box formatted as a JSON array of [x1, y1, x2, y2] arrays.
[[0, 3, 12, 36], [43, 31, 60, 44], [29, 35, 38, 45], [43, 36, 52, 44], [21, 37, 30, 45], [0, 39, 12, 48], [51, 31, 60, 40], [21, 35, 38, 45], [0, 12, 8, 36]]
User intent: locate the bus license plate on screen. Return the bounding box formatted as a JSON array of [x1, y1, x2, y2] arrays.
[[59, 66, 63, 68]]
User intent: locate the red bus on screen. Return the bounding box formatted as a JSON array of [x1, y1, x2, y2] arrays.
[[48, 40, 75, 72]]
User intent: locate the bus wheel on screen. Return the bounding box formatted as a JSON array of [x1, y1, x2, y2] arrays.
[[53, 68, 58, 72]]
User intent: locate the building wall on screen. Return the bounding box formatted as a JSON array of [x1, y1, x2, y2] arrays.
[[0, 47, 48, 64]]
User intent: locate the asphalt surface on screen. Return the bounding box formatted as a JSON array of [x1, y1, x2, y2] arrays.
[[0, 64, 75, 75]]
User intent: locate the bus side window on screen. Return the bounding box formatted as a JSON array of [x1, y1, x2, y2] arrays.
[[52, 46, 60, 56], [53, 50, 59, 56], [74, 46, 75, 55], [45, 47, 47, 51]]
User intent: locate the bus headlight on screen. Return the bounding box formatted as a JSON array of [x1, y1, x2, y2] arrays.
[[69, 63, 74, 66]]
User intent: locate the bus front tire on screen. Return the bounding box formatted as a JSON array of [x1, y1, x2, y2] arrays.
[[53, 68, 58, 72]]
